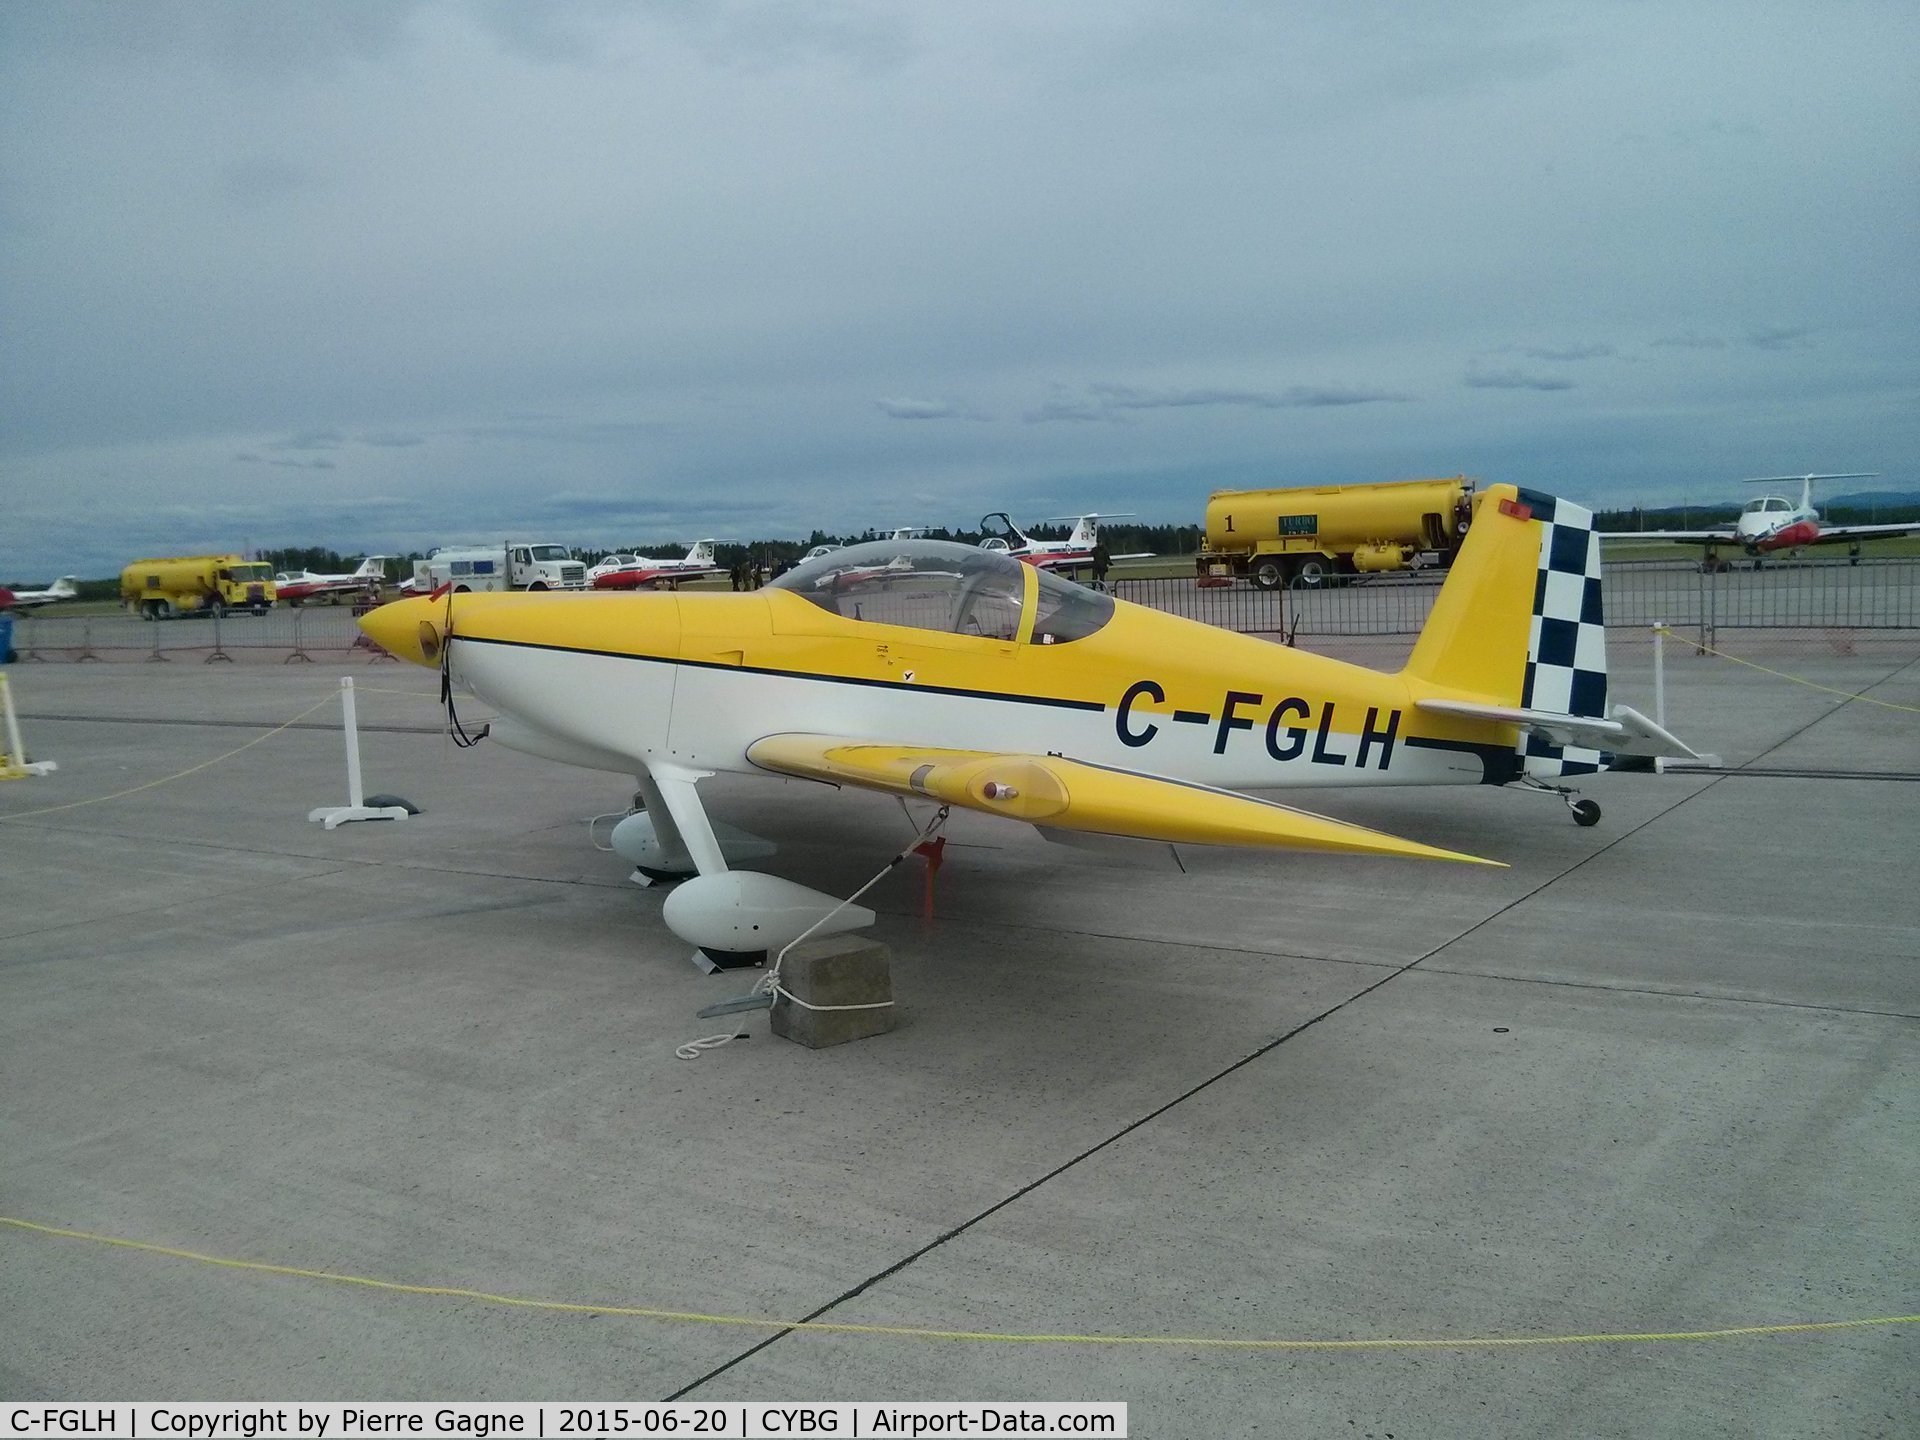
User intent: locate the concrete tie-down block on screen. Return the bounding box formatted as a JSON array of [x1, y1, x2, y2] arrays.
[[770, 935, 896, 1048]]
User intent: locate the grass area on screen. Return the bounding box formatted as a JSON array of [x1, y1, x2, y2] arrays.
[[12, 599, 127, 617], [1603, 535, 1920, 563]]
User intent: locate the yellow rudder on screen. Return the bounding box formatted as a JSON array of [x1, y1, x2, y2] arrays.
[[1403, 484, 1610, 778], [1402, 483, 1540, 703]]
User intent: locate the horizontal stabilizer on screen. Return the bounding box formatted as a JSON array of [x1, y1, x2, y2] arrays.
[[1416, 699, 1707, 761], [748, 733, 1500, 866]]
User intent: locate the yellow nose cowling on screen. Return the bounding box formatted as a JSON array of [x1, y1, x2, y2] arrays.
[[356, 594, 446, 668]]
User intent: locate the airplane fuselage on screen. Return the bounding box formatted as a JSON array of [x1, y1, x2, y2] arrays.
[[434, 589, 1512, 797], [277, 576, 365, 602], [4, 578, 79, 610], [591, 562, 725, 590], [1020, 545, 1097, 570], [1735, 508, 1822, 555]]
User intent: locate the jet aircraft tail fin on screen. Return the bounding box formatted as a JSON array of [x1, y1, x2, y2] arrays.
[[1402, 484, 1608, 777]]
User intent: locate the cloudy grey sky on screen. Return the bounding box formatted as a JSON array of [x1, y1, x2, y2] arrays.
[[4, 1, 1916, 577]]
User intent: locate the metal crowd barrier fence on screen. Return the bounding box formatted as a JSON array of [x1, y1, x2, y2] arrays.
[[8, 603, 391, 663], [8, 560, 1917, 659], [1107, 572, 1448, 638], [1110, 556, 1920, 643]]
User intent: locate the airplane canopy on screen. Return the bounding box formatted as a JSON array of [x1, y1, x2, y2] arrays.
[[769, 539, 1114, 644]]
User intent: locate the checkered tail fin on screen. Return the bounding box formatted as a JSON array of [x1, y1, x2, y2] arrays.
[[1402, 484, 1608, 778], [1516, 491, 1607, 777]]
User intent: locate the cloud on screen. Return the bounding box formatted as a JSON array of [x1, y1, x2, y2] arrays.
[[0, 0, 425, 77], [222, 155, 318, 208], [235, 452, 338, 470], [1521, 343, 1614, 362], [875, 397, 987, 421], [1652, 328, 1814, 353], [2, 4, 1914, 580], [1464, 367, 1575, 392], [533, 491, 773, 522], [637, 1, 914, 75], [1021, 400, 1111, 425], [457, 418, 665, 446], [1026, 382, 1410, 423], [267, 430, 347, 452], [1747, 326, 1814, 351], [1092, 382, 1408, 411]]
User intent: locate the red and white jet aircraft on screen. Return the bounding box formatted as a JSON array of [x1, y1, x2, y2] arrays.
[[0, 576, 79, 610], [274, 557, 388, 605], [1605, 473, 1914, 568], [589, 541, 731, 590], [977, 513, 1149, 571]]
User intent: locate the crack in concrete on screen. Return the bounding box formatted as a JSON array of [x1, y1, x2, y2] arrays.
[[666, 646, 1920, 1399]]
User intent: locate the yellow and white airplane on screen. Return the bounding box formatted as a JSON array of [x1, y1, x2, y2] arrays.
[[360, 484, 1703, 959]]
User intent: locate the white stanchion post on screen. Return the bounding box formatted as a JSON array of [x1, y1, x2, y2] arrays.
[[343, 675, 366, 808], [1652, 621, 1666, 726], [1652, 621, 1667, 774], [0, 673, 58, 778], [307, 677, 409, 829]]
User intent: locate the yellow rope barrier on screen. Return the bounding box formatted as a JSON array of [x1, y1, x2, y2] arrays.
[[0, 695, 336, 822], [4, 1216, 1912, 1352], [1656, 626, 1920, 713]]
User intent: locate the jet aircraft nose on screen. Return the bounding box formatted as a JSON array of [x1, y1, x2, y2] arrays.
[[356, 594, 446, 668]]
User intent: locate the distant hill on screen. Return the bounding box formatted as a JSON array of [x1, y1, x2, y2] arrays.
[[1830, 490, 1920, 510]]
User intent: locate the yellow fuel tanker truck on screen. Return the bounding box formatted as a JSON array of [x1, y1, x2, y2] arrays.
[[1198, 476, 1477, 588], [120, 555, 278, 619]]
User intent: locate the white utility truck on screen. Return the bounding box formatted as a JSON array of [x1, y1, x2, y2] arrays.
[[411, 543, 587, 593]]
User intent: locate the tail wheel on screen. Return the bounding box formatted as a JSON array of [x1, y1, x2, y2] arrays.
[[1569, 799, 1601, 827]]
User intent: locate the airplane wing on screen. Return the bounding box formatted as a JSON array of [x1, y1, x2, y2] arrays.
[[1415, 699, 1711, 762], [1598, 529, 1735, 546], [746, 733, 1500, 864], [1802, 521, 1920, 546]]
